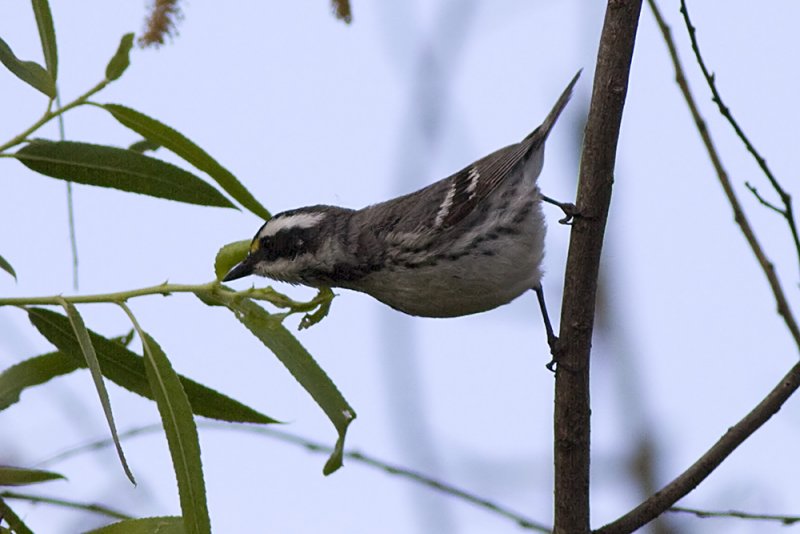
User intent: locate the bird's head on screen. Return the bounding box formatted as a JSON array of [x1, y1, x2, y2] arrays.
[[223, 205, 355, 286]]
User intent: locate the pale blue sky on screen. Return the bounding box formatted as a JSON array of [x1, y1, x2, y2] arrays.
[[1, 1, 799, 532]]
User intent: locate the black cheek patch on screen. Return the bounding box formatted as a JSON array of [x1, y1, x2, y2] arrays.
[[260, 226, 323, 261]]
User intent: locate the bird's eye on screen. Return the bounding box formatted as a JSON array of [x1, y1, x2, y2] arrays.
[[261, 229, 307, 261], [258, 223, 321, 262]]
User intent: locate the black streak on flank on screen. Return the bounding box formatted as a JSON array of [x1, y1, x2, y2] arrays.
[[496, 225, 521, 235], [512, 201, 534, 224]]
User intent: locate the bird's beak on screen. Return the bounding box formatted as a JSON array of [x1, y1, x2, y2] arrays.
[[222, 257, 255, 282]]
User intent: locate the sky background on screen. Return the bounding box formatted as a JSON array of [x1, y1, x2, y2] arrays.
[[1, 1, 800, 533]]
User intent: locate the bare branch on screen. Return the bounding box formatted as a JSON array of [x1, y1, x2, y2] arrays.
[[644, 0, 800, 348], [0, 491, 132, 521], [597, 361, 800, 534], [38, 422, 551, 533], [679, 0, 800, 270], [594, 2, 800, 532], [669, 506, 800, 526], [553, 1, 643, 533], [746, 182, 785, 217]]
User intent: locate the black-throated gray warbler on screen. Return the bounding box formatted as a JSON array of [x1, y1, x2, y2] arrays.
[[225, 71, 580, 343]]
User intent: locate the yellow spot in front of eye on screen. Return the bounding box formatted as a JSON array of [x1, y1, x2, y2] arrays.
[[249, 239, 261, 254]]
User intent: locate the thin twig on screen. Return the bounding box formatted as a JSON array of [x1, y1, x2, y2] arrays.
[[595, 2, 800, 532], [646, 0, 800, 348], [38, 422, 550, 533], [0, 491, 132, 521], [66, 179, 79, 290], [679, 0, 800, 271], [54, 91, 80, 291], [0, 80, 109, 153], [553, 1, 643, 533], [669, 506, 800, 525], [746, 182, 784, 216], [36, 424, 161, 467]]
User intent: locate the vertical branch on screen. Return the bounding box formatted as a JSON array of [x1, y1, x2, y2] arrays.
[[553, 1, 643, 533]]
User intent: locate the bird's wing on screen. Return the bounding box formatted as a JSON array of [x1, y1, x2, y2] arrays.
[[438, 70, 580, 229], [436, 142, 532, 229], [374, 70, 581, 249]]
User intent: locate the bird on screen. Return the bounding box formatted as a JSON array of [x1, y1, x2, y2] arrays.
[[224, 70, 580, 346]]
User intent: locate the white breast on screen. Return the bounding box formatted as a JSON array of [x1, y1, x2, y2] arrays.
[[349, 190, 546, 317]]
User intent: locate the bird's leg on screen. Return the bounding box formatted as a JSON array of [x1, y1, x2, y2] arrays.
[[534, 285, 560, 371], [541, 194, 579, 225]]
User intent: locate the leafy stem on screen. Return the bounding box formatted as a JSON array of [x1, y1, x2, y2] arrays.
[[0, 78, 109, 153], [0, 281, 335, 325]]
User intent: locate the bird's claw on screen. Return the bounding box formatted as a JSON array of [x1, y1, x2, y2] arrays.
[[542, 195, 580, 225], [557, 203, 578, 225]]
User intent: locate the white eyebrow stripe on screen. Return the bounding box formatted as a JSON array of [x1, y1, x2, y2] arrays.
[[258, 212, 326, 238]]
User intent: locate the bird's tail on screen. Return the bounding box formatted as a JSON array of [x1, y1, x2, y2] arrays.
[[524, 69, 582, 142]]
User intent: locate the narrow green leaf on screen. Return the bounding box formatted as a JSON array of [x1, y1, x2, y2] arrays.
[[86, 516, 185, 534], [202, 293, 355, 474], [31, 0, 58, 80], [0, 254, 16, 280], [0, 497, 34, 534], [0, 352, 79, 411], [58, 300, 135, 484], [214, 240, 250, 281], [0, 37, 55, 97], [15, 141, 236, 209], [138, 329, 209, 534], [98, 104, 271, 219], [129, 139, 160, 153], [26, 308, 276, 424], [105, 33, 134, 81], [0, 466, 64, 486], [115, 329, 136, 347]]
